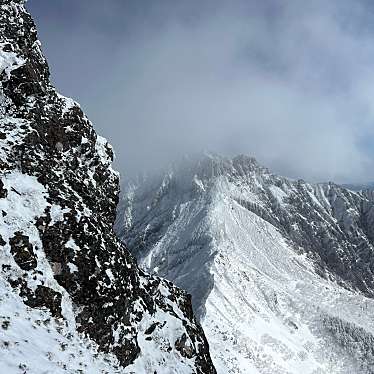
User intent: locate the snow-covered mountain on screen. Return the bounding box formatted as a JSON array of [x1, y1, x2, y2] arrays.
[[117, 153, 374, 374], [0, 2, 216, 373], [343, 182, 374, 192]]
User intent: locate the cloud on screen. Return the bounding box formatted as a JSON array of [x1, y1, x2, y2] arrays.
[[28, 0, 374, 182]]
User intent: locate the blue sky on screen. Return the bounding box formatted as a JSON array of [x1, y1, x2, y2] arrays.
[[27, 0, 374, 182]]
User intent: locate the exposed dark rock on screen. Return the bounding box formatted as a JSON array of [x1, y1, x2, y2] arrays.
[[176, 333, 194, 359], [0, 179, 7, 198], [23, 285, 63, 319], [145, 322, 160, 335], [9, 232, 37, 271], [0, 1, 216, 372]]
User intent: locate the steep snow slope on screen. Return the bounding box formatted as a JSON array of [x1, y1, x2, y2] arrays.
[[0, 2, 215, 373], [117, 154, 374, 373]]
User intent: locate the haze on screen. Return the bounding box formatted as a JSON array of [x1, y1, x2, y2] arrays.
[[27, 0, 374, 183]]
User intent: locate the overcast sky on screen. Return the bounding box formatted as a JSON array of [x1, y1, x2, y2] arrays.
[[27, 0, 374, 183]]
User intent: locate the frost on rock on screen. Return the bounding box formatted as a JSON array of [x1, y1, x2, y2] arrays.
[[118, 153, 374, 374], [0, 2, 215, 373]]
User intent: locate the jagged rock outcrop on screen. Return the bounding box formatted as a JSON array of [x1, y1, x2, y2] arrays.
[[0, 2, 216, 372], [117, 153, 374, 373]]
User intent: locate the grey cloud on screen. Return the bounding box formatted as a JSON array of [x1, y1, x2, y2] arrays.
[[28, 0, 374, 183]]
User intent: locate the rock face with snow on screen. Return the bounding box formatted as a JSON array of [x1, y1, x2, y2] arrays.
[[117, 153, 374, 373], [0, 2, 216, 373]]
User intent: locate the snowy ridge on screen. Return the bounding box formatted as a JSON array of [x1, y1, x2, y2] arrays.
[[117, 153, 374, 373], [0, 2, 215, 373]]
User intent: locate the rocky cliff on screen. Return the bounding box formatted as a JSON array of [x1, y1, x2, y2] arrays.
[[0, 2, 216, 372]]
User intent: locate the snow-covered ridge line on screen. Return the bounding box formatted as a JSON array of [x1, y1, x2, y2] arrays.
[[0, 2, 215, 373], [118, 153, 374, 373]]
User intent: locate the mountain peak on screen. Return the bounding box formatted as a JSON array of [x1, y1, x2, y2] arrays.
[[117, 152, 374, 373]]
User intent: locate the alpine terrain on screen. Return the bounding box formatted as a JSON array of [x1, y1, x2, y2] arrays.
[[117, 153, 374, 374], [0, 1, 216, 373]]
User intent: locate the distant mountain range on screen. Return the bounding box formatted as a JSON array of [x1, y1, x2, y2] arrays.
[[117, 153, 374, 374], [342, 182, 374, 191]]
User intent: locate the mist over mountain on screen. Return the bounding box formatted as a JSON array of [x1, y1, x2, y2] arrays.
[[117, 153, 374, 373], [27, 0, 374, 183], [343, 182, 374, 192]]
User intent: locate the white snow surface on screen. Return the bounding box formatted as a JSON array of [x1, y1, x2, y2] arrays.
[[0, 277, 125, 374], [1, 268, 198, 373], [118, 154, 374, 374], [204, 183, 374, 373], [0, 46, 25, 79], [0, 172, 200, 374]]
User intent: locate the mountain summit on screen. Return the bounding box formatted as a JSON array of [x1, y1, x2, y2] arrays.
[[0, 2, 215, 373], [117, 153, 374, 373]]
